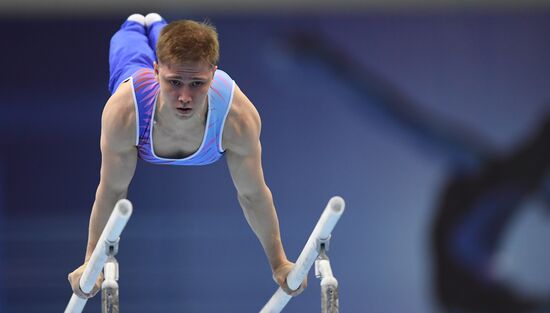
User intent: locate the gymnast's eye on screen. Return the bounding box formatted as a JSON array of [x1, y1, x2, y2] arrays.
[[190, 81, 204, 88], [169, 80, 182, 87]]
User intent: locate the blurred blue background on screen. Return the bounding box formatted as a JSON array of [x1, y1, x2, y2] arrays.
[[1, 1, 550, 312]]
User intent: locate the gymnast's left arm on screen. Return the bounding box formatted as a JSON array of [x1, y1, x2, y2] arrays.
[[224, 86, 307, 296]]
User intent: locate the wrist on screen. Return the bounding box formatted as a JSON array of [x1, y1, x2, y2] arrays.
[[270, 256, 290, 273]]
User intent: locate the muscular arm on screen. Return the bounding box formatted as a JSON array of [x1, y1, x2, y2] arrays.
[[224, 86, 305, 295], [68, 83, 138, 298], [225, 86, 286, 271], [85, 84, 138, 260], [225, 133, 287, 272]]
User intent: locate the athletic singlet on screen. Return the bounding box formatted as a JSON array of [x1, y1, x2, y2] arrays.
[[127, 68, 235, 165]]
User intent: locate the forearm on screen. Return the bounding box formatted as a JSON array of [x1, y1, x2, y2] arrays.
[[84, 183, 127, 261], [238, 186, 287, 272]]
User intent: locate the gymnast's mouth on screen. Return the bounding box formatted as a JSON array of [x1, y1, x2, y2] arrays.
[[176, 107, 192, 114]]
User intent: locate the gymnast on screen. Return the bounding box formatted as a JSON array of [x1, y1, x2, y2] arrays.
[[67, 13, 307, 299]]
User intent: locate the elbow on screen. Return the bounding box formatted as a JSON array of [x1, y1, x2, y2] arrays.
[[96, 181, 128, 201], [238, 185, 272, 209]]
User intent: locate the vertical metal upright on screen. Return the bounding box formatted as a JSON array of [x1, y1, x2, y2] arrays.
[[102, 249, 120, 313], [315, 242, 339, 313]]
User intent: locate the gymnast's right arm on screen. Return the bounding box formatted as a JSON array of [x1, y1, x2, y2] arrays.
[[67, 83, 138, 299]]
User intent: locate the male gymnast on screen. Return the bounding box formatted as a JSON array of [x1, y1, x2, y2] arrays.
[[68, 13, 307, 299]]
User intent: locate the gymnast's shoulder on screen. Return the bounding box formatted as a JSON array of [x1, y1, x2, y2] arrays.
[[222, 84, 262, 153], [100, 82, 137, 151]]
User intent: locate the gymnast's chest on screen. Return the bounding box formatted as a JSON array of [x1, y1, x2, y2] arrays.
[[151, 125, 205, 159]]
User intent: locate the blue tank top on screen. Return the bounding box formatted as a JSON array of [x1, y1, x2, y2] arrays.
[[128, 68, 235, 165]]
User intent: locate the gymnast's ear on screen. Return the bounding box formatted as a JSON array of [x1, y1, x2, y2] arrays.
[[153, 61, 159, 77], [209, 65, 217, 80]]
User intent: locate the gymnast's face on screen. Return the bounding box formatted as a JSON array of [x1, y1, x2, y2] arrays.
[[154, 61, 216, 120]]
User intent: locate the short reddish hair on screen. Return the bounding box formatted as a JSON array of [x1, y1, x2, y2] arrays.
[[156, 20, 219, 66]]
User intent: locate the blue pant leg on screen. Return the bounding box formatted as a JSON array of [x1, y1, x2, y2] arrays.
[[147, 19, 168, 61], [109, 20, 156, 94]]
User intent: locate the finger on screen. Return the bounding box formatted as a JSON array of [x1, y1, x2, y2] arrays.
[[73, 284, 93, 299], [88, 273, 105, 297], [289, 285, 304, 296], [289, 280, 307, 297], [90, 284, 101, 297], [277, 278, 293, 295], [280, 279, 303, 296], [68, 273, 96, 299]]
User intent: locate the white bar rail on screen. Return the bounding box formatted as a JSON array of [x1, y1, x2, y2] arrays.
[[260, 196, 345, 313], [64, 199, 133, 313]]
